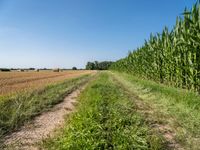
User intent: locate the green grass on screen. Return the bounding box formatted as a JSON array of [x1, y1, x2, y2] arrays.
[[0, 74, 92, 142], [42, 72, 163, 150], [111, 71, 200, 150]]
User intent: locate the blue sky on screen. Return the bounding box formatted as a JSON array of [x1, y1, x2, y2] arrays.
[[0, 0, 197, 68]]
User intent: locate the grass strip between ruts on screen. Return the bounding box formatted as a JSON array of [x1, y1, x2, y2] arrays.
[[43, 72, 163, 150]]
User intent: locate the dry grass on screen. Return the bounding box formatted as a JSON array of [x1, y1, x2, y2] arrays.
[[0, 70, 95, 96]]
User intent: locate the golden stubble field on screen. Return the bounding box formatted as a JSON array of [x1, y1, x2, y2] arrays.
[[0, 70, 95, 96]]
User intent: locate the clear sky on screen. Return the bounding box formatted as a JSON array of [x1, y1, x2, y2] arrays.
[[0, 0, 197, 69]]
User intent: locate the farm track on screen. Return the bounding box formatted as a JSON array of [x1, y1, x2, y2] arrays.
[[110, 72, 183, 150], [3, 80, 89, 150], [2, 71, 195, 149]]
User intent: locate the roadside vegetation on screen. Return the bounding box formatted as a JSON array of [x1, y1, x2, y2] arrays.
[[42, 72, 164, 150], [111, 71, 200, 149], [0, 74, 92, 144]]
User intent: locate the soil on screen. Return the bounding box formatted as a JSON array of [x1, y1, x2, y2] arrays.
[[3, 85, 86, 150]]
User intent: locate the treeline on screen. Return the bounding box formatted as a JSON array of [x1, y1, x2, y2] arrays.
[[0, 68, 11, 72], [86, 61, 113, 70], [110, 2, 200, 92]]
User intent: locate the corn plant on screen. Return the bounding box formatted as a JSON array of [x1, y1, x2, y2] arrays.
[[110, 2, 200, 93]]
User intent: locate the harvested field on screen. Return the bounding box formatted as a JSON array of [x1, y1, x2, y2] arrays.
[[0, 70, 95, 96]]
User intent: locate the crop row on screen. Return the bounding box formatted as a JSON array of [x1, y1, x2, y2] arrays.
[[111, 2, 200, 92]]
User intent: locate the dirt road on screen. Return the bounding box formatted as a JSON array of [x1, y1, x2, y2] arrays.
[[3, 85, 86, 150]]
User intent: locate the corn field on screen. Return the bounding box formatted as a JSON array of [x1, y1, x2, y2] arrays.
[[110, 2, 200, 92]]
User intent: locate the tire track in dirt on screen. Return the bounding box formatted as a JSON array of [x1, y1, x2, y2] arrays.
[[2, 84, 87, 150]]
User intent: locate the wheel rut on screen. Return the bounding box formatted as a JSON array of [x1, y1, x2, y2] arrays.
[[3, 85, 86, 150]]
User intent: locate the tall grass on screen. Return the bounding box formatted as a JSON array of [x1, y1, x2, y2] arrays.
[[110, 2, 200, 92]]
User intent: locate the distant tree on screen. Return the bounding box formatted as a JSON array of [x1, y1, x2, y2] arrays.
[[72, 67, 77, 70], [98, 61, 113, 70], [94, 61, 99, 70], [0, 68, 11, 72], [29, 68, 35, 70], [86, 62, 95, 70], [85, 61, 113, 70]]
